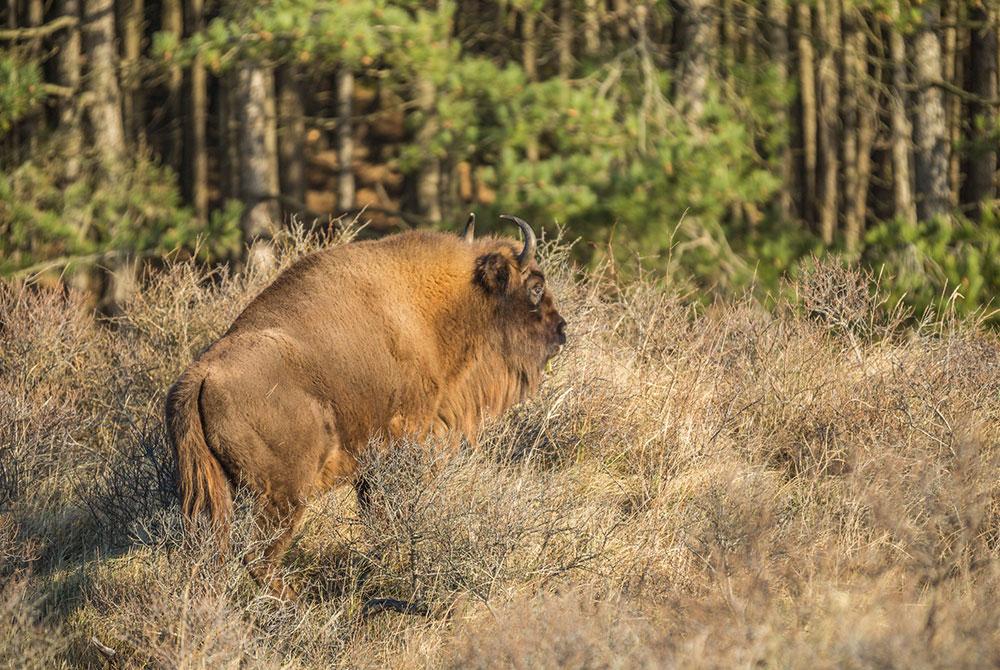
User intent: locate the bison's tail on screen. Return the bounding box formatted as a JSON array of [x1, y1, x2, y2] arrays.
[[165, 369, 232, 547]]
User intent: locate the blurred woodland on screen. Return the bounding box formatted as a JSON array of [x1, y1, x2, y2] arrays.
[[1, 0, 999, 315]]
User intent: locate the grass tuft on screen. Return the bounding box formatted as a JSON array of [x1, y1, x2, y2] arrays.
[[2, 225, 999, 667]]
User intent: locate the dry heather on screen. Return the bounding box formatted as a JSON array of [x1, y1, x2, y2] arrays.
[[2, 227, 999, 669]]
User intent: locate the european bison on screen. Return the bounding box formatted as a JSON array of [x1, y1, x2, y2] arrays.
[[165, 215, 566, 590]]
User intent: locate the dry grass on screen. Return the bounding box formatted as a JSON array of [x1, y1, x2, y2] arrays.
[[2, 227, 999, 668]]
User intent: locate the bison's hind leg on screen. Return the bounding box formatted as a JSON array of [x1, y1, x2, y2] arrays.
[[245, 497, 306, 600], [200, 368, 324, 600]]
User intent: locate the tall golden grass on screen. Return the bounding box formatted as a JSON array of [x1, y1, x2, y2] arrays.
[[2, 226, 998, 668]]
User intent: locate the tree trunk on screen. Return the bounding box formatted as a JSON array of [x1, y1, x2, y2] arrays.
[[851, 98, 875, 254], [236, 63, 280, 269], [558, 0, 573, 77], [845, 15, 874, 254], [522, 8, 539, 162], [767, 0, 793, 223], [942, 0, 960, 205], [122, 0, 145, 149], [841, 8, 860, 250], [23, 0, 42, 148], [220, 71, 241, 200], [83, 0, 132, 307], [3, 0, 15, 159], [276, 66, 306, 217], [82, 0, 126, 170], [58, 0, 92, 298], [796, 2, 817, 225], [913, 2, 950, 220], [26, 0, 42, 59], [721, 0, 737, 83], [56, 0, 82, 182], [613, 0, 629, 38], [335, 68, 355, 212], [186, 0, 208, 223], [816, 0, 840, 245], [583, 0, 599, 55], [162, 0, 182, 171], [415, 76, 442, 223], [678, 0, 714, 121], [522, 8, 537, 81], [888, 3, 916, 225], [966, 4, 998, 210]]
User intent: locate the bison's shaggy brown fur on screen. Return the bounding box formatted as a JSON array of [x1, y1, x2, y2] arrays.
[[165, 223, 566, 584], [5, 227, 1000, 668]]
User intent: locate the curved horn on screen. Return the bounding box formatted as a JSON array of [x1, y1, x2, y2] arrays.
[[499, 214, 536, 267], [463, 212, 475, 242]]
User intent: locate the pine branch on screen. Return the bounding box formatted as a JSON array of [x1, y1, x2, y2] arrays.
[[41, 83, 75, 97], [0, 16, 78, 41], [929, 78, 1000, 107], [906, 79, 1000, 106]]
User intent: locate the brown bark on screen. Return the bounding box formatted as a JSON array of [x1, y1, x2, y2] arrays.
[[613, 0, 629, 38], [888, 3, 916, 225], [415, 76, 442, 223], [83, 0, 126, 170], [83, 0, 133, 307], [679, 0, 714, 122], [0, 15, 80, 38], [841, 8, 860, 250], [721, 0, 736, 83], [913, 3, 951, 220], [844, 14, 874, 254], [816, 0, 839, 244], [56, 0, 82, 182], [583, 0, 599, 55], [522, 8, 539, 162], [23, 0, 42, 152], [236, 63, 280, 268], [796, 2, 817, 225], [58, 0, 91, 297], [942, 0, 960, 205], [558, 0, 573, 77], [161, 0, 182, 170], [186, 0, 208, 223], [767, 0, 793, 223], [27, 0, 42, 52], [336, 68, 355, 212], [966, 4, 998, 209], [522, 8, 537, 81], [221, 71, 241, 200], [277, 66, 306, 216], [122, 0, 145, 149]]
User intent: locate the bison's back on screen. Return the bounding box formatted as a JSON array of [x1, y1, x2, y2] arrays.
[[220, 232, 480, 400], [229, 231, 475, 335]]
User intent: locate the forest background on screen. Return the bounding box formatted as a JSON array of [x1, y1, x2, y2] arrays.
[[2, 0, 999, 317]]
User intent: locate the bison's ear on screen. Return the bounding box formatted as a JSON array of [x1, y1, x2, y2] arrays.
[[474, 252, 512, 294]]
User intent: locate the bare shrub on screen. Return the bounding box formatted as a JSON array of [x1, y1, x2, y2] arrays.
[[75, 511, 280, 668], [445, 589, 664, 669], [0, 577, 68, 670], [76, 417, 178, 548], [339, 439, 632, 611], [2, 226, 999, 667]]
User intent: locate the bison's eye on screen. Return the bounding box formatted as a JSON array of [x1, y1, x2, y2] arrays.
[[529, 282, 544, 306]]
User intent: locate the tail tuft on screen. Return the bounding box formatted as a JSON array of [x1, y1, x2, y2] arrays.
[[165, 370, 233, 544]]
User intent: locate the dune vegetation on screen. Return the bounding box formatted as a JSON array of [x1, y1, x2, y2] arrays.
[[2, 226, 999, 668]]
